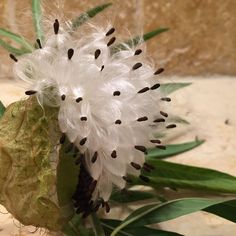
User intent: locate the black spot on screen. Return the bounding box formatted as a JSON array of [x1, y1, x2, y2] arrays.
[[53, 19, 59, 34], [76, 97, 83, 103], [166, 124, 177, 129], [134, 49, 142, 55], [68, 48, 74, 60], [137, 116, 148, 122], [134, 145, 147, 153], [91, 152, 98, 163], [106, 27, 115, 36], [80, 137, 87, 146], [25, 90, 37, 95], [132, 62, 142, 70], [36, 39, 42, 49], [9, 54, 18, 62], [137, 87, 149, 94], [95, 49, 101, 59], [107, 37, 116, 46], [160, 111, 168, 118], [113, 91, 121, 96], [111, 150, 117, 158], [154, 68, 164, 75], [115, 119, 122, 124], [150, 83, 160, 90]]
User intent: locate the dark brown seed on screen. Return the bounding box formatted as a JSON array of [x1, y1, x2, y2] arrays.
[[142, 165, 152, 172], [106, 27, 115, 36], [25, 90, 37, 95], [160, 111, 168, 118], [153, 118, 165, 123], [144, 162, 155, 170], [166, 124, 177, 129], [94, 49, 101, 59], [91, 152, 98, 163], [115, 120, 122, 124], [132, 62, 142, 70], [111, 150, 117, 158], [137, 87, 149, 94], [68, 48, 74, 60], [80, 116, 87, 121], [154, 68, 164, 75], [61, 94, 66, 101], [139, 175, 150, 183], [36, 39, 42, 49], [89, 180, 97, 192], [104, 202, 110, 213], [113, 91, 121, 96], [130, 162, 141, 170], [80, 137, 87, 146], [134, 145, 147, 153], [101, 65, 105, 71], [76, 97, 83, 103], [123, 176, 132, 183], [150, 139, 161, 144], [161, 97, 171, 102], [156, 145, 166, 150], [60, 133, 66, 144], [134, 49, 142, 55], [137, 116, 148, 122], [65, 143, 74, 153], [53, 19, 59, 34], [107, 37, 116, 46], [150, 83, 160, 90], [9, 54, 18, 62]]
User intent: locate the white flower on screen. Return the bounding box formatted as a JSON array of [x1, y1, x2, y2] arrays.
[[12, 19, 175, 215]]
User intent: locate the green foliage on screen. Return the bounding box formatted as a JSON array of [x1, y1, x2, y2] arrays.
[[0, 101, 5, 118], [146, 139, 204, 159], [72, 3, 112, 29], [32, 0, 44, 42], [160, 82, 192, 95]]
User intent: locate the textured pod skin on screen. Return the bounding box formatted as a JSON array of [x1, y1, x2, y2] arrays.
[[0, 97, 72, 231]]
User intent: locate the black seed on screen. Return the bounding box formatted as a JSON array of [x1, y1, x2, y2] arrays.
[[150, 83, 160, 90], [153, 118, 165, 123], [80, 116, 87, 121], [113, 91, 121, 96], [60, 133, 66, 144], [9, 54, 18, 62], [150, 139, 161, 144], [115, 119, 122, 124], [104, 202, 110, 213], [106, 27, 115, 36], [161, 97, 171, 102], [134, 49, 142, 55], [91, 152, 98, 163], [61, 94, 66, 101], [142, 165, 152, 173], [132, 62, 142, 70], [25, 90, 37, 95], [130, 162, 141, 170], [156, 145, 166, 150], [111, 150, 117, 158], [36, 39, 42, 49], [137, 116, 148, 122], [53, 19, 59, 34], [160, 111, 168, 118], [134, 145, 147, 153], [123, 176, 132, 183], [68, 48, 74, 60], [144, 162, 155, 170], [76, 97, 83, 103], [139, 175, 150, 183], [65, 143, 74, 153], [154, 68, 164, 75], [101, 65, 105, 71], [94, 49, 101, 59], [137, 87, 149, 94], [166, 124, 177, 129], [107, 37, 116, 46], [80, 137, 87, 146]]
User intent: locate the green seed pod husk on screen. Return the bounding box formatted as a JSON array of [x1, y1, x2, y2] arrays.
[[0, 97, 78, 231]]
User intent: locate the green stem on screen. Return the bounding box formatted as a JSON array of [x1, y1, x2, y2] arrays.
[[91, 212, 105, 236]]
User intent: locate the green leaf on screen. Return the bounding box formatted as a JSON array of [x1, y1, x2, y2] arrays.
[[132, 159, 236, 194], [112, 28, 169, 53], [32, 0, 44, 42], [102, 219, 183, 236], [110, 198, 225, 235], [0, 101, 6, 118], [72, 3, 112, 29], [0, 28, 34, 51], [0, 38, 30, 55], [111, 190, 156, 203], [168, 115, 190, 125], [146, 139, 204, 159], [160, 83, 191, 95]]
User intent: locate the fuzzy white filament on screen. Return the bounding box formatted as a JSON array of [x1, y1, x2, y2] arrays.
[[13, 20, 170, 205]]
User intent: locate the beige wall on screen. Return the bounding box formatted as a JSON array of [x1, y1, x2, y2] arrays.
[[0, 0, 235, 76]]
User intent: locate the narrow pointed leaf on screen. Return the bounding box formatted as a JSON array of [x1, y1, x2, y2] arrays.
[[32, 0, 44, 42], [110, 198, 227, 235], [146, 140, 204, 159], [0, 39, 30, 55], [102, 219, 182, 236], [0, 101, 5, 118], [160, 83, 191, 95], [72, 3, 112, 29], [0, 28, 34, 51], [132, 159, 236, 194], [168, 115, 190, 125]]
